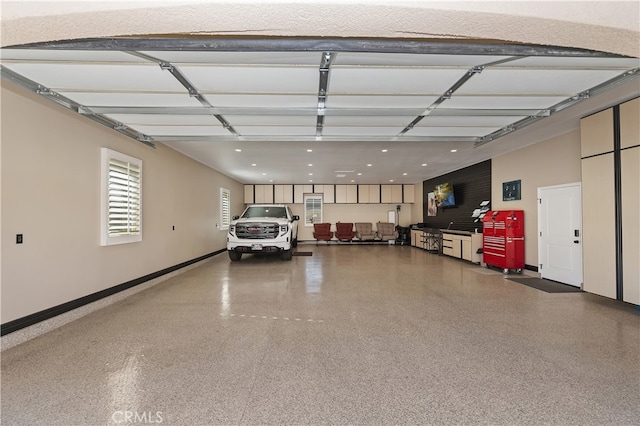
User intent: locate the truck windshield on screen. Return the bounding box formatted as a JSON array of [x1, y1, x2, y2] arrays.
[[242, 206, 287, 218]]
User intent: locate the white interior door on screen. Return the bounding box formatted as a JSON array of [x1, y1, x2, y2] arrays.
[[538, 183, 583, 287], [388, 210, 396, 224]]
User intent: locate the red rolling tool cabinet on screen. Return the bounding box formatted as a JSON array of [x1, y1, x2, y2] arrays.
[[482, 210, 525, 274]]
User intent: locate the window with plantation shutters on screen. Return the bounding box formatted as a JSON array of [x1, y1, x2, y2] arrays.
[[304, 194, 323, 227], [220, 188, 231, 230], [100, 148, 142, 246]]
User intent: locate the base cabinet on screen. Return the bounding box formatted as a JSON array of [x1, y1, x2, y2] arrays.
[[441, 232, 481, 263], [462, 239, 472, 261], [410, 229, 421, 248], [442, 235, 462, 257], [411, 229, 440, 251]]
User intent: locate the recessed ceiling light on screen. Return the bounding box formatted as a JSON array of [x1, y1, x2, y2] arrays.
[[357, 173, 362, 176], [351, 180, 355, 183], [308, 163, 313, 166], [234, 148, 242, 152], [381, 149, 388, 153], [390, 179, 394, 182], [422, 163, 427, 167], [403, 173, 408, 176], [367, 164, 372, 167], [309, 179, 313, 182], [262, 173, 266, 176], [450, 149, 458, 153], [252, 163, 257, 167], [307, 149, 313, 152], [309, 173, 313, 176], [269, 179, 273, 182]]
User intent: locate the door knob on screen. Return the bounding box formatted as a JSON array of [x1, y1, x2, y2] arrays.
[[574, 240, 580, 244]]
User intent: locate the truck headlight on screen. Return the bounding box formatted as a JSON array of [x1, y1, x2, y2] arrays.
[[280, 225, 288, 233]]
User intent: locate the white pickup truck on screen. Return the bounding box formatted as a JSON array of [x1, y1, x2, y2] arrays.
[[227, 204, 299, 261]]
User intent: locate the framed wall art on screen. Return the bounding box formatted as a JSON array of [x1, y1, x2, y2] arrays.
[[502, 179, 521, 201]]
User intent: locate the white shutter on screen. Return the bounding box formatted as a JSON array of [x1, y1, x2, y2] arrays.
[[304, 194, 323, 226], [108, 158, 141, 236], [101, 148, 142, 245], [220, 188, 231, 230]]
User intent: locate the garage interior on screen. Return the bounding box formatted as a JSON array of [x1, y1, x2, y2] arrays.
[[1, 2, 639, 425]]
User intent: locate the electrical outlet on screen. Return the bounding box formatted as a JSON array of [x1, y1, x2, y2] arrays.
[[16, 234, 23, 244]]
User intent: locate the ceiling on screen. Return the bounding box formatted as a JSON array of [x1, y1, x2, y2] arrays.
[[1, 37, 639, 184]]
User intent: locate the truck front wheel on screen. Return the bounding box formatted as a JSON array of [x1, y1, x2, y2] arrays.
[[228, 251, 242, 261], [281, 249, 293, 261]]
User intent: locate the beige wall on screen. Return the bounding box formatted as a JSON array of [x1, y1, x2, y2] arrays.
[[491, 130, 582, 267], [238, 182, 424, 241], [289, 203, 414, 241], [1, 82, 244, 323]]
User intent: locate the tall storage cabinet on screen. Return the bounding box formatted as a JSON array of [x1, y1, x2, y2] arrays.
[[580, 97, 640, 305], [620, 99, 640, 305], [580, 109, 617, 299]]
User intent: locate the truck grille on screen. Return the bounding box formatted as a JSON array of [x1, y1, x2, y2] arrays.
[[235, 222, 279, 239]]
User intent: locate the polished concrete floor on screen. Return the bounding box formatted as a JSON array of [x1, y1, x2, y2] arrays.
[[2, 244, 639, 425]]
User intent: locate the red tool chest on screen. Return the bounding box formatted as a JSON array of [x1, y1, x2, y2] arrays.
[[482, 210, 525, 274]]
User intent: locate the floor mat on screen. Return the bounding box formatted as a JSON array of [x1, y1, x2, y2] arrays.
[[292, 251, 313, 256], [507, 277, 581, 293]]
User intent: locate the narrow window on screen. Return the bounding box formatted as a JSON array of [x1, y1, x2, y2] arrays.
[[220, 187, 231, 230], [304, 194, 323, 227], [101, 148, 142, 246]]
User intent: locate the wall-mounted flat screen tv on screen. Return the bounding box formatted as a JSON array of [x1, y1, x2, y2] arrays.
[[434, 182, 456, 207]]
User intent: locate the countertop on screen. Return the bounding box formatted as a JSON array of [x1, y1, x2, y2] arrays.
[[439, 229, 481, 236], [410, 228, 481, 236]]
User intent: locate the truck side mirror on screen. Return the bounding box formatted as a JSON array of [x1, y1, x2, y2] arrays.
[[232, 215, 239, 220], [292, 215, 300, 221]]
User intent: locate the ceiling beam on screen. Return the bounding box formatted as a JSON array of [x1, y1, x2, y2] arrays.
[[316, 51, 336, 137], [83, 106, 546, 117], [125, 50, 239, 138], [150, 135, 479, 143], [0, 65, 156, 147]]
